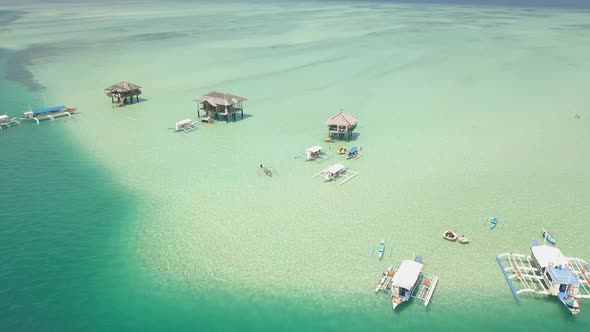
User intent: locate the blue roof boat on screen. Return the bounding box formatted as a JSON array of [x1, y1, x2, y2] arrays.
[[22, 105, 76, 123], [346, 146, 359, 159], [31, 105, 67, 115]]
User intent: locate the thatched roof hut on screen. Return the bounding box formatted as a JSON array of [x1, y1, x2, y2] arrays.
[[194, 91, 247, 122], [326, 112, 358, 140], [105, 81, 142, 105]]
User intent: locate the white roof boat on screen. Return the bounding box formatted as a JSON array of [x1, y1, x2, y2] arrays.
[[305, 145, 325, 161], [378, 256, 438, 312], [22, 105, 76, 124], [0, 114, 20, 129], [312, 163, 358, 185], [175, 118, 197, 132], [496, 239, 590, 315]]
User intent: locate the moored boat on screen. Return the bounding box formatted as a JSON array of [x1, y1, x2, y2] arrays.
[[377, 240, 385, 260], [0, 114, 20, 129], [496, 240, 590, 315], [390, 256, 423, 310], [346, 146, 359, 159], [542, 228, 556, 245], [458, 235, 469, 244], [443, 230, 458, 241], [21, 105, 76, 124], [375, 265, 395, 292], [174, 118, 197, 132], [490, 216, 498, 230]]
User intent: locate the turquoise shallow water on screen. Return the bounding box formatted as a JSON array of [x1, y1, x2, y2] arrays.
[[2, 0, 590, 331]]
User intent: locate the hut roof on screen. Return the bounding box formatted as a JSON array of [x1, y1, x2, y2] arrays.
[[104, 81, 142, 93], [325, 112, 358, 127], [194, 91, 247, 106]]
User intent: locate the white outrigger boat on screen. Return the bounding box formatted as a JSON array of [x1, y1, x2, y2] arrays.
[[497, 239, 590, 315], [304, 145, 326, 161], [21, 105, 76, 124], [0, 114, 20, 130], [376, 256, 439, 312], [174, 118, 198, 132], [312, 163, 358, 185]]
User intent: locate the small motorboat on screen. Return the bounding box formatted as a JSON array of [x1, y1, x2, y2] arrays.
[[443, 230, 458, 241], [377, 240, 385, 260], [542, 228, 556, 245], [338, 147, 347, 155], [458, 235, 469, 244], [490, 216, 498, 230]]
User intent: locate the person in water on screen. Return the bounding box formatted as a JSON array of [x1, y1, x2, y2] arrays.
[[260, 164, 272, 176]]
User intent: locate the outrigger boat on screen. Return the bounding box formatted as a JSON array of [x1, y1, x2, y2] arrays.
[[497, 240, 590, 315], [305, 145, 326, 161], [21, 105, 76, 124], [346, 146, 362, 160], [0, 114, 20, 130], [174, 119, 198, 132], [375, 265, 395, 292], [377, 240, 385, 260], [312, 163, 358, 185], [542, 228, 556, 245], [386, 256, 439, 311]]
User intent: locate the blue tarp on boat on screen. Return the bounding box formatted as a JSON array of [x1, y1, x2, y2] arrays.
[[31, 105, 66, 115], [547, 266, 579, 286], [348, 146, 358, 154]]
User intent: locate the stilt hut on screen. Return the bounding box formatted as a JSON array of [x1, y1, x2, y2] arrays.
[[326, 111, 358, 141], [105, 81, 142, 106], [194, 91, 247, 123]]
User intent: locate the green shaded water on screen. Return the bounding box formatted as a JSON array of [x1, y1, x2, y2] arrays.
[[1, 1, 590, 331]]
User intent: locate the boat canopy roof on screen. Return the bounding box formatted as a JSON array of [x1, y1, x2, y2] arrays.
[[348, 146, 358, 154], [325, 163, 345, 175], [306, 145, 322, 153], [176, 119, 192, 126], [547, 266, 579, 286], [391, 260, 423, 290], [30, 105, 66, 115], [532, 245, 567, 268]]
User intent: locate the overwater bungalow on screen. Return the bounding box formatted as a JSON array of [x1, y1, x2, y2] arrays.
[[21, 105, 76, 124], [0, 114, 20, 129], [105, 81, 142, 106], [194, 91, 247, 123], [326, 111, 357, 141]]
